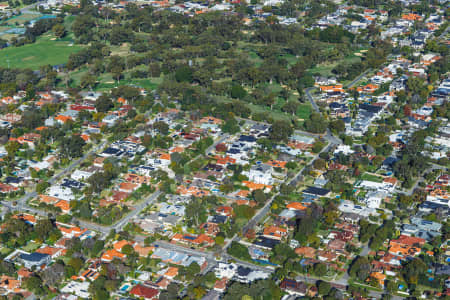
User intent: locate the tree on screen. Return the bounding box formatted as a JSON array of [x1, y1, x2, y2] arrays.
[[230, 84, 247, 99], [271, 243, 296, 264], [52, 24, 66, 38], [35, 219, 54, 241], [61, 135, 86, 159], [317, 281, 331, 295], [312, 141, 325, 153], [252, 189, 266, 204], [121, 244, 135, 255], [68, 257, 84, 273], [91, 240, 104, 257], [24, 276, 45, 295], [282, 101, 299, 115], [221, 118, 240, 134], [80, 73, 96, 89], [227, 241, 251, 261], [153, 121, 169, 135], [36, 181, 50, 194], [95, 94, 114, 113], [313, 158, 327, 170], [175, 66, 193, 83], [270, 120, 293, 142], [304, 113, 328, 133], [314, 263, 327, 277], [329, 119, 345, 134], [148, 63, 161, 77], [402, 258, 426, 285], [215, 235, 225, 245], [42, 263, 65, 286], [185, 198, 207, 227], [186, 262, 201, 277], [5, 141, 20, 158], [349, 256, 370, 281]]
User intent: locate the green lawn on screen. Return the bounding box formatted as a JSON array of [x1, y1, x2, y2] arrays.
[[0, 36, 82, 69], [297, 103, 312, 120], [22, 241, 40, 252], [361, 173, 384, 183], [0, 247, 12, 255]]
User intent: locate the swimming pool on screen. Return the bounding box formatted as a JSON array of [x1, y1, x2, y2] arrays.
[[120, 284, 130, 291]]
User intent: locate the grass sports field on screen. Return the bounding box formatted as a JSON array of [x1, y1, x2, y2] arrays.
[[0, 36, 82, 69]]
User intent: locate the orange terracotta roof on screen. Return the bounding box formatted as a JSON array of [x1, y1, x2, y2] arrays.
[[55, 115, 73, 123], [286, 202, 307, 211], [160, 153, 171, 160], [170, 146, 184, 153], [119, 182, 138, 191], [236, 190, 250, 198], [390, 235, 425, 247], [113, 240, 131, 251], [164, 267, 178, 278], [214, 155, 236, 165], [39, 194, 60, 204], [55, 200, 70, 212], [243, 181, 272, 191], [266, 160, 286, 169], [36, 246, 62, 256], [295, 247, 316, 258], [13, 214, 36, 224], [101, 249, 126, 261], [263, 226, 287, 239], [134, 244, 154, 257]]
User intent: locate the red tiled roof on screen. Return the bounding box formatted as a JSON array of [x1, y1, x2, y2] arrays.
[[129, 284, 159, 299]]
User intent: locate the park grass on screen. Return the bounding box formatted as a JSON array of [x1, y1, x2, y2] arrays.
[[361, 173, 384, 183], [0, 35, 83, 69], [307, 53, 362, 78], [95, 78, 159, 91], [296, 103, 311, 120]]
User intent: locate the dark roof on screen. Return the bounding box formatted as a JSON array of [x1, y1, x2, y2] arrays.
[[359, 103, 382, 113], [383, 156, 398, 166], [236, 266, 252, 276], [19, 252, 50, 262], [239, 135, 256, 142], [435, 264, 450, 276], [209, 215, 227, 224], [102, 147, 122, 155], [5, 177, 23, 184], [303, 186, 330, 196], [61, 178, 85, 189], [227, 148, 241, 154], [253, 236, 280, 249], [329, 102, 345, 109], [280, 279, 307, 293]]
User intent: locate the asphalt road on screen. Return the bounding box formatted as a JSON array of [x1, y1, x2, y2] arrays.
[[395, 163, 448, 196], [112, 190, 162, 232], [1, 141, 106, 213], [237, 117, 322, 139], [305, 87, 320, 113], [222, 134, 339, 253], [345, 68, 372, 89]]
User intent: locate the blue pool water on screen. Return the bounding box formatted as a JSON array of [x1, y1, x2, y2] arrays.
[[120, 284, 130, 291]]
